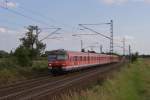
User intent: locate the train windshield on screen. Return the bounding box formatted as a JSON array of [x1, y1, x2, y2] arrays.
[[48, 54, 67, 61]]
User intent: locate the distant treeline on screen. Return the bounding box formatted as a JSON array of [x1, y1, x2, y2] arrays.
[[139, 55, 150, 58], [0, 50, 9, 58]]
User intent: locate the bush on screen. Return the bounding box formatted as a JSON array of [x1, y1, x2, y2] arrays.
[[131, 52, 139, 63], [0, 57, 17, 69], [14, 46, 32, 67], [31, 60, 48, 74]]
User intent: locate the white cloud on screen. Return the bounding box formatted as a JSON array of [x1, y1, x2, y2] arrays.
[[101, 0, 150, 5], [6, 2, 18, 8], [114, 35, 134, 44], [124, 35, 134, 40], [0, 1, 18, 8], [0, 27, 24, 37], [144, 0, 150, 3], [101, 0, 128, 5], [0, 27, 7, 33]]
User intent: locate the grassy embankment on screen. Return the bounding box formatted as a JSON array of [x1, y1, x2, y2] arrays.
[[0, 57, 48, 87], [63, 59, 150, 100]]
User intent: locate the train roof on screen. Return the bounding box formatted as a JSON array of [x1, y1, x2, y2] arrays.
[[46, 49, 118, 57]]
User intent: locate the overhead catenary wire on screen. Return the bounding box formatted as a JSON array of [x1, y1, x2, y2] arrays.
[[2, 8, 52, 27], [1, 0, 75, 37], [79, 24, 111, 39], [0, 1, 53, 27], [40, 28, 62, 42], [17, 6, 56, 24], [16, 4, 74, 31]]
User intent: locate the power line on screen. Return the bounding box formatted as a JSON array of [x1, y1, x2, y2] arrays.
[[40, 28, 61, 41], [75, 20, 113, 54], [79, 24, 111, 39], [1, 0, 74, 35], [0, 1, 53, 27], [18, 6, 56, 24], [16, 4, 73, 30], [4, 8, 51, 26]]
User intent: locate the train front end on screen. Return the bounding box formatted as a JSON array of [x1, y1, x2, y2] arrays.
[[48, 50, 68, 74]]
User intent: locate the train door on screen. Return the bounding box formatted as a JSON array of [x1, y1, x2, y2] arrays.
[[74, 56, 78, 65]]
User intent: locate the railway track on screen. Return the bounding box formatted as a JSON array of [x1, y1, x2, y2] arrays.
[[0, 62, 124, 100]]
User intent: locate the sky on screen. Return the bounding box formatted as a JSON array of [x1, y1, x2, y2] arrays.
[[0, 0, 150, 54]]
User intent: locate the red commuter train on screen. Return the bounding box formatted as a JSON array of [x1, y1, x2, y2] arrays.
[[47, 49, 120, 73]]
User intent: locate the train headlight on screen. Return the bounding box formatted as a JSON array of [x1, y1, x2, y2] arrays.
[[62, 64, 66, 66], [49, 64, 52, 66]]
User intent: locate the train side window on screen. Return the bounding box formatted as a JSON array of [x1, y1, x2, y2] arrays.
[[75, 56, 77, 61], [80, 56, 82, 61], [77, 56, 79, 61], [73, 57, 75, 61], [70, 57, 72, 61], [73, 56, 76, 61]]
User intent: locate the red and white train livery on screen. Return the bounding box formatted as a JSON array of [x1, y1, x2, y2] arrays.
[[48, 50, 120, 73]]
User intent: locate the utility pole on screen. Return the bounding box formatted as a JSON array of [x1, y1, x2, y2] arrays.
[[129, 45, 131, 62], [110, 20, 113, 54], [5, 0, 8, 8], [40, 28, 61, 42], [81, 40, 83, 51], [78, 20, 113, 54], [100, 45, 103, 53], [26, 26, 41, 49], [35, 26, 41, 49], [123, 37, 125, 56]]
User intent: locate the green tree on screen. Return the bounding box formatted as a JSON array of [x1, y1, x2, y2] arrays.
[[0, 50, 8, 58], [131, 52, 139, 63], [20, 25, 46, 59], [14, 25, 46, 66]]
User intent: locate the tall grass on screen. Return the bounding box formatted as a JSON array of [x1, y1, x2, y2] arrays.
[[0, 58, 48, 87], [63, 59, 150, 100]]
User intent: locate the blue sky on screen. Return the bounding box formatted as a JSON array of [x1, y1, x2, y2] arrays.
[[0, 0, 150, 54]]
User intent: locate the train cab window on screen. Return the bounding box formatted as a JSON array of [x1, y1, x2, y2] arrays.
[[48, 55, 57, 61], [57, 55, 68, 60], [48, 54, 67, 61]]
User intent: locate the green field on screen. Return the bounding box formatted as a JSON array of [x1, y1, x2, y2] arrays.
[[63, 59, 150, 100]]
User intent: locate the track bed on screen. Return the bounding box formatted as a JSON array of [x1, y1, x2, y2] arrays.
[[0, 61, 125, 100]]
